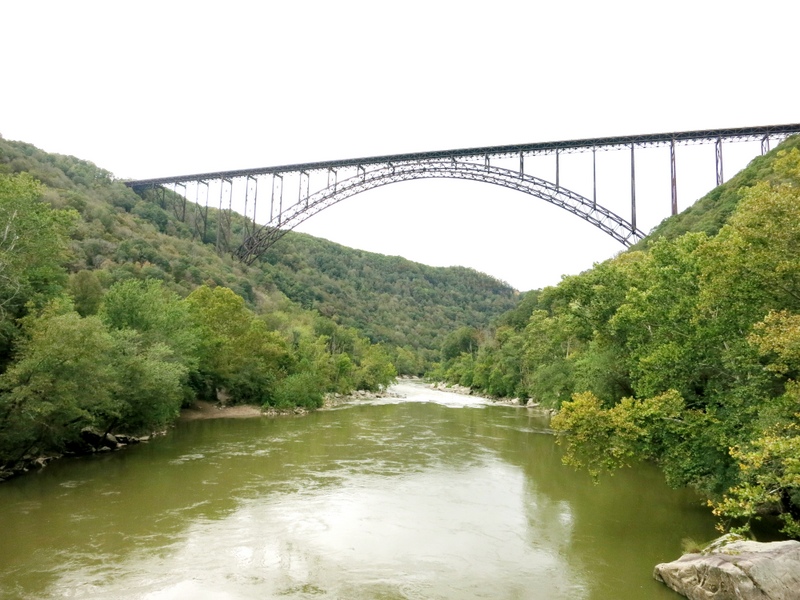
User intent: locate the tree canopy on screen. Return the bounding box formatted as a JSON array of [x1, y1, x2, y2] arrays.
[[433, 137, 800, 537]]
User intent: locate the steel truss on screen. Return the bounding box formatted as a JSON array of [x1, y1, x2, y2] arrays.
[[125, 123, 800, 264], [236, 160, 645, 265]]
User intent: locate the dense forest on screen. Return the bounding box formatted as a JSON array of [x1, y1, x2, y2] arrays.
[[0, 136, 514, 474], [433, 136, 800, 537]]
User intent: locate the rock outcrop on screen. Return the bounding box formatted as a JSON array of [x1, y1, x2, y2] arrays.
[[654, 534, 800, 599]]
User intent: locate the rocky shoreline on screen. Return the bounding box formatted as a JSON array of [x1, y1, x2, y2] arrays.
[[322, 388, 401, 409], [654, 534, 800, 599], [0, 426, 159, 482], [427, 381, 557, 413], [0, 388, 404, 482]]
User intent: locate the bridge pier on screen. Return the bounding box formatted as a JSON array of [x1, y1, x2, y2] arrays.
[[630, 143, 637, 232], [761, 134, 770, 155], [670, 139, 678, 216], [592, 146, 597, 209]]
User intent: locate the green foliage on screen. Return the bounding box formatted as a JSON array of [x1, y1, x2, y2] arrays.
[[434, 137, 800, 537], [0, 300, 121, 462], [109, 329, 187, 433], [258, 234, 516, 358], [352, 344, 397, 392], [68, 270, 103, 316], [272, 372, 324, 410], [0, 297, 193, 464], [635, 135, 800, 247], [185, 285, 290, 403], [0, 172, 76, 330], [0, 136, 465, 468], [1, 137, 515, 379], [441, 326, 480, 361]]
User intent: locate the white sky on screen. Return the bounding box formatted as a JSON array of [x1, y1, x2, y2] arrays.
[[2, 0, 798, 291]]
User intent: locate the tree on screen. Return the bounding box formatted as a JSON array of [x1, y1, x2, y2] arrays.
[[441, 327, 481, 361], [110, 329, 187, 433], [185, 285, 292, 404], [711, 309, 800, 536], [0, 300, 120, 463], [353, 344, 397, 392], [0, 173, 76, 343], [68, 270, 103, 316]]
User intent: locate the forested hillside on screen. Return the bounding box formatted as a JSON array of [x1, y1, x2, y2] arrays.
[[0, 135, 514, 473], [433, 135, 800, 537], [258, 234, 516, 360], [0, 136, 515, 363]]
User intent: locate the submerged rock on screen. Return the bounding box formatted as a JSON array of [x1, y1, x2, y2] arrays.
[[654, 534, 800, 599]]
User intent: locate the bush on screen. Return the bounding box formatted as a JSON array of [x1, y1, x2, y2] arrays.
[[270, 372, 324, 409]]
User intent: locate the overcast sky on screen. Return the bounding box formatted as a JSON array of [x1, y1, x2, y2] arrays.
[[2, 1, 798, 291]]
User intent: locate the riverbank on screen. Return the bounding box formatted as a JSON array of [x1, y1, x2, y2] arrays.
[[179, 389, 402, 421], [180, 400, 266, 420], [1, 382, 534, 482], [427, 380, 557, 413]]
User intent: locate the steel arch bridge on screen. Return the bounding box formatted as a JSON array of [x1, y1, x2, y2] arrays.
[[237, 159, 641, 264], [126, 123, 800, 264]]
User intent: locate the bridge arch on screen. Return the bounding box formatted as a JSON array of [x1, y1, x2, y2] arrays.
[[236, 160, 645, 264]]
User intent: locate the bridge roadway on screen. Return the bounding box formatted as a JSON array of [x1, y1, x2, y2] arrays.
[[125, 124, 800, 264]]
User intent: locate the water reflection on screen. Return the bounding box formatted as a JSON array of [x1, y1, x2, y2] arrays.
[[0, 382, 711, 599]]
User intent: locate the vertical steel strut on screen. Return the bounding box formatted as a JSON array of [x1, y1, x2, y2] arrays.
[[174, 182, 187, 221], [327, 167, 338, 192], [243, 175, 257, 244], [670, 138, 678, 216], [555, 149, 560, 189], [194, 180, 209, 242], [761, 134, 770, 155], [216, 178, 233, 253], [299, 170, 310, 207], [271, 174, 283, 225], [592, 146, 597, 208], [519, 151, 524, 178], [630, 143, 637, 232], [715, 137, 724, 186]]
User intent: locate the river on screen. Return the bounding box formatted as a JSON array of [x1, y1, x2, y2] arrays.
[[0, 381, 715, 599]]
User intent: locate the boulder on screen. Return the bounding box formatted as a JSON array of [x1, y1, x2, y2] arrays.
[[654, 534, 800, 600], [79, 427, 105, 448]]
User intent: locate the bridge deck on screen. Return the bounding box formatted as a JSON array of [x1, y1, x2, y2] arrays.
[[125, 123, 800, 187]]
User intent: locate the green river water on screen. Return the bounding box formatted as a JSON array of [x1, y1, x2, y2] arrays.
[[0, 381, 716, 599]]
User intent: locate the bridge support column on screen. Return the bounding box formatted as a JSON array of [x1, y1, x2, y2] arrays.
[[592, 146, 597, 208], [271, 174, 283, 225], [216, 178, 233, 254], [670, 139, 678, 216], [243, 175, 257, 244], [761, 134, 770, 155], [555, 149, 560, 189], [630, 143, 637, 232], [519, 152, 524, 178], [193, 180, 209, 243], [299, 171, 310, 207], [715, 137, 724, 186], [173, 182, 187, 222], [328, 167, 338, 192]]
